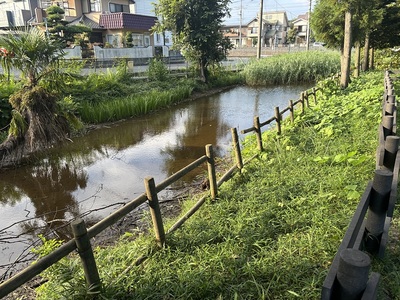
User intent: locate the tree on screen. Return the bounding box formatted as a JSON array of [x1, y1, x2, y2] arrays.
[[0, 27, 72, 166], [46, 5, 91, 48], [153, 0, 233, 82], [311, 0, 382, 87]]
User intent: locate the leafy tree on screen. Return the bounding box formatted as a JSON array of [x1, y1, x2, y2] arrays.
[[46, 5, 91, 48], [153, 0, 233, 82], [311, 0, 383, 87], [287, 27, 297, 44], [0, 27, 74, 165], [371, 0, 400, 49]]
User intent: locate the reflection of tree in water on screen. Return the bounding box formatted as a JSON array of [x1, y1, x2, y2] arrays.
[[0, 158, 88, 240], [162, 97, 231, 183]]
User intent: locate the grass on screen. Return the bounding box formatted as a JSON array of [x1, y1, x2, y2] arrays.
[[243, 50, 341, 86], [32, 71, 400, 299]]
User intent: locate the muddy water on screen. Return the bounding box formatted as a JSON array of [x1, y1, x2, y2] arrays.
[[0, 84, 311, 275]]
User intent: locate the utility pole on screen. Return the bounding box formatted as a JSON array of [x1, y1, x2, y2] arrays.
[[257, 0, 263, 59], [306, 0, 311, 51], [239, 0, 242, 47]]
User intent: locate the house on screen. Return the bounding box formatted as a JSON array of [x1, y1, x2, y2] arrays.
[[0, 0, 160, 52], [220, 24, 247, 48], [246, 11, 288, 47], [0, 0, 37, 28], [291, 13, 309, 46]]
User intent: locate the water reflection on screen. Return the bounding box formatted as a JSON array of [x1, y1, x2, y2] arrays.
[[0, 84, 311, 274]]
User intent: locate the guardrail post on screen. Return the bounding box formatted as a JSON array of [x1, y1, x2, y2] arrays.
[[289, 100, 294, 123], [206, 144, 218, 199], [144, 177, 166, 247], [364, 169, 393, 254], [337, 248, 371, 299], [231, 128, 243, 170], [382, 115, 394, 139], [382, 136, 400, 171], [274, 107, 281, 135], [254, 116, 263, 151], [71, 219, 102, 295]]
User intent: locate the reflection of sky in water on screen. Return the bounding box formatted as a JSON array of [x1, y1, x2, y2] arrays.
[[0, 84, 312, 268]]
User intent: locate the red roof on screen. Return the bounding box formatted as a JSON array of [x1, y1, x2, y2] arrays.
[[99, 13, 158, 30]]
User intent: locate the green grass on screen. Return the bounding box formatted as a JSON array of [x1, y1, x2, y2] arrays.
[[243, 50, 341, 86], [32, 71, 400, 299]]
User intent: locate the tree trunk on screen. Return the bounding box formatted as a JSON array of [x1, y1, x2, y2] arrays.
[[340, 10, 352, 89], [362, 32, 370, 72], [354, 41, 361, 78], [369, 47, 374, 70]]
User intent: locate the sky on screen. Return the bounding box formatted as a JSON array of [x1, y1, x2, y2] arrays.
[[224, 0, 315, 25]]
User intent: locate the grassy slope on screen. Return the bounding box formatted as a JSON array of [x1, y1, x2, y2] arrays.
[[35, 71, 400, 299]]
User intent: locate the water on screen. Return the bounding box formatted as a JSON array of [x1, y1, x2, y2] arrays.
[[0, 84, 311, 276]]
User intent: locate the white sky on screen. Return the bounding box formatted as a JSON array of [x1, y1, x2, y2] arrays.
[[224, 0, 315, 25]]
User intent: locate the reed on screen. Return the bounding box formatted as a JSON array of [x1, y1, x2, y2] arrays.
[[78, 85, 193, 123], [243, 50, 340, 86]]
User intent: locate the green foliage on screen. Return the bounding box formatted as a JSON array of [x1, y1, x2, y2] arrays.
[[0, 27, 65, 88], [311, 0, 383, 49], [154, 0, 233, 82], [373, 48, 400, 69], [36, 71, 396, 299], [0, 78, 19, 129], [147, 59, 169, 82], [243, 51, 340, 86]]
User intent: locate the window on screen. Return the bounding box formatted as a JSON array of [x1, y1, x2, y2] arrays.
[[90, 0, 100, 12], [144, 35, 150, 47], [250, 27, 258, 34], [109, 3, 123, 12], [106, 34, 121, 47], [132, 34, 144, 46], [155, 33, 161, 43]]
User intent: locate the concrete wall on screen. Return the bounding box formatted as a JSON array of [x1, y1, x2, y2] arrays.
[[93, 45, 154, 60], [63, 46, 83, 59]]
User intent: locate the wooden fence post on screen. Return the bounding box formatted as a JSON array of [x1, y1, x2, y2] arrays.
[[301, 92, 305, 114], [364, 169, 393, 254], [206, 144, 218, 200], [231, 128, 243, 170], [305, 91, 310, 107], [337, 248, 371, 299], [275, 107, 281, 135], [313, 87, 317, 104], [254, 116, 263, 151], [71, 219, 101, 295], [289, 100, 294, 123], [144, 176, 166, 247]]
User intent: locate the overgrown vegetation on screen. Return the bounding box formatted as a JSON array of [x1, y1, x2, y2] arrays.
[[33, 71, 400, 299], [242, 50, 341, 86]]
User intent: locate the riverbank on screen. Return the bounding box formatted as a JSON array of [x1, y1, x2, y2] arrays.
[[33, 71, 400, 299]]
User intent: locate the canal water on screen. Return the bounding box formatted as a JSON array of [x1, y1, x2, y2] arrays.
[[0, 84, 311, 276]]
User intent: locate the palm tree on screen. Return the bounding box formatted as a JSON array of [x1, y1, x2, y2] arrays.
[[0, 27, 71, 166]]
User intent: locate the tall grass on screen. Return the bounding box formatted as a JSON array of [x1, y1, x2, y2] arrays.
[[243, 50, 340, 86], [78, 85, 194, 123], [33, 71, 400, 299]]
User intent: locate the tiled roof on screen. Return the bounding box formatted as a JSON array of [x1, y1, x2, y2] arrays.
[[68, 15, 103, 29], [99, 13, 158, 30]]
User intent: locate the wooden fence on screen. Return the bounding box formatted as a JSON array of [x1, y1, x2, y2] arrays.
[[321, 70, 399, 299], [0, 73, 387, 298], [0, 82, 318, 298]]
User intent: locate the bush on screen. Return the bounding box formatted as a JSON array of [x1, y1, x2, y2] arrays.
[[147, 59, 169, 82]]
